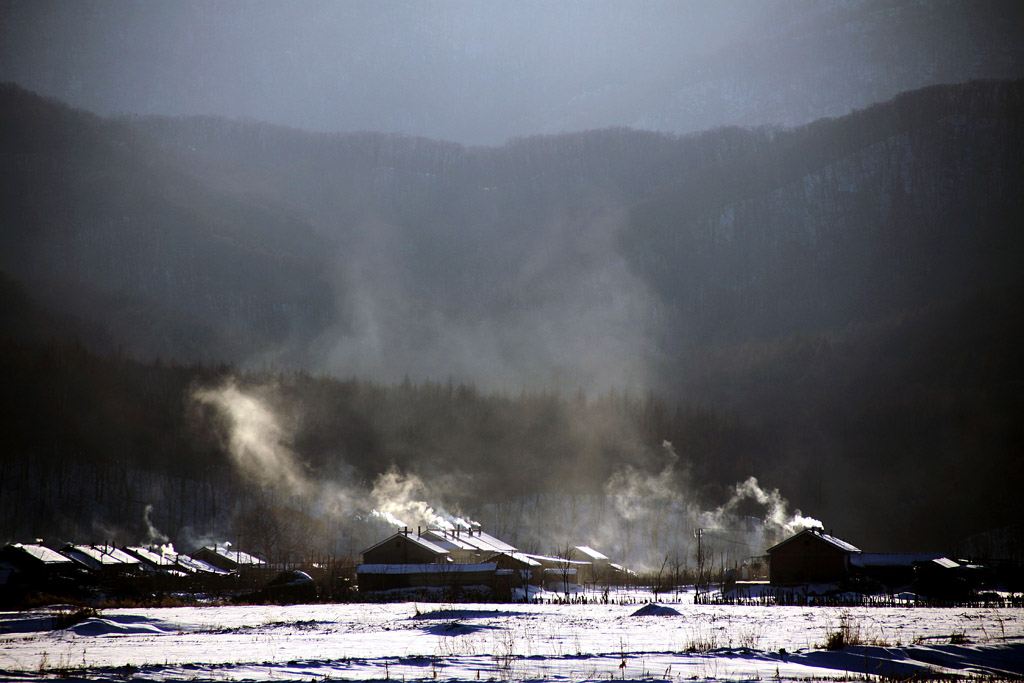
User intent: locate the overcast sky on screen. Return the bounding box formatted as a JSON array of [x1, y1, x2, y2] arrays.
[[2, 1, 1022, 145], [0, 0, 805, 144]]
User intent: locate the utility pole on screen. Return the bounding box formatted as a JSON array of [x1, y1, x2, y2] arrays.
[[695, 528, 704, 597]]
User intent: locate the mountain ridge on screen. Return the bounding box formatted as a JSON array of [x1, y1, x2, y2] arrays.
[[2, 79, 1022, 393]]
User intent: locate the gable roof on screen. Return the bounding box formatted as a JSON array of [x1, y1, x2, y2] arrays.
[[95, 545, 141, 565], [522, 553, 592, 568], [62, 544, 125, 569], [194, 545, 265, 566], [421, 529, 516, 554], [574, 545, 609, 561], [767, 528, 861, 554], [124, 546, 179, 568], [6, 543, 72, 565], [175, 554, 231, 575], [361, 532, 451, 557], [485, 551, 542, 567]]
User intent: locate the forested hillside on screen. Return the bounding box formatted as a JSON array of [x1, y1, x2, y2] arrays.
[[1, 80, 1022, 560]]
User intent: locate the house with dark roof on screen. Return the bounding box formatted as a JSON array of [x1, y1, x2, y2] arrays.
[[767, 529, 861, 586], [485, 552, 543, 586], [849, 552, 947, 590]]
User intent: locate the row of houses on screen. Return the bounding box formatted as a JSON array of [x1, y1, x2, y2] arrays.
[[0, 541, 269, 600], [357, 526, 626, 599], [756, 528, 1003, 600]]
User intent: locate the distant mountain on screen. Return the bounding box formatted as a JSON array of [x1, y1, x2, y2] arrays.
[[2, 80, 1022, 394], [552, 0, 1024, 139], [0, 84, 335, 366]]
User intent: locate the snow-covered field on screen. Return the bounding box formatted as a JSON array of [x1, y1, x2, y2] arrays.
[[1, 591, 1021, 681]]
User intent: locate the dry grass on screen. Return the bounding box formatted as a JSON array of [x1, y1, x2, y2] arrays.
[[819, 611, 893, 650]]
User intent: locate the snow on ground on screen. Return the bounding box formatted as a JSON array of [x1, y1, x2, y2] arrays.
[[0, 590, 1021, 681]]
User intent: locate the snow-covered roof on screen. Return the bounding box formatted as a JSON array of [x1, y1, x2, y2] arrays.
[[421, 532, 476, 552], [125, 546, 179, 567], [523, 553, 592, 567], [931, 557, 960, 569], [9, 544, 71, 564], [422, 529, 517, 554], [63, 544, 129, 569], [197, 546, 265, 566], [95, 545, 141, 565], [175, 554, 231, 575], [488, 552, 542, 567], [362, 532, 451, 557], [767, 529, 861, 554], [357, 562, 498, 575], [574, 545, 609, 561]]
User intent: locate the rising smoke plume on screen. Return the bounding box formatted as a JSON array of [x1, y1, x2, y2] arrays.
[[190, 379, 473, 540], [193, 381, 311, 496], [189, 380, 825, 569], [143, 504, 169, 545], [710, 476, 823, 538]]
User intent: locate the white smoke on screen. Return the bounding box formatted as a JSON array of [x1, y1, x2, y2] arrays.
[[710, 476, 823, 538], [191, 380, 473, 541], [143, 504, 169, 545], [566, 442, 825, 571], [370, 468, 477, 532], [190, 380, 823, 569], [193, 381, 311, 495]]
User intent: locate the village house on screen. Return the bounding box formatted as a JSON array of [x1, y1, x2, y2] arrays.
[[767, 528, 861, 586], [574, 545, 611, 583], [0, 543, 75, 577], [848, 552, 946, 590], [485, 552, 543, 587], [0, 543, 87, 600], [523, 552, 595, 585], [94, 544, 143, 574], [61, 544, 139, 578], [356, 527, 617, 597]]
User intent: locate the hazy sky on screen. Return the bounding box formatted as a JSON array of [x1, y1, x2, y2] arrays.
[[4, 1, 1023, 145], [3, 1, 1023, 145], [0, 0, 769, 144]]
